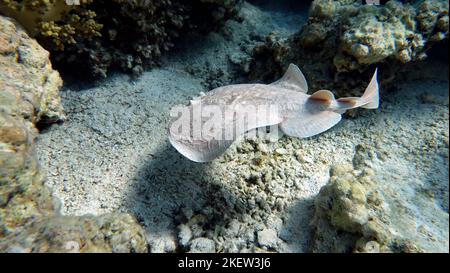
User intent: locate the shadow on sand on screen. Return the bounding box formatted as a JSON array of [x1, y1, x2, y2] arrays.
[[125, 139, 318, 252], [125, 141, 252, 249]]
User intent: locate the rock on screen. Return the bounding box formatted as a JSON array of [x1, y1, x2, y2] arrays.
[[311, 144, 449, 253], [0, 112, 57, 236], [0, 214, 148, 253], [257, 228, 278, 249], [0, 15, 147, 253], [0, 15, 65, 124], [223, 219, 242, 238], [250, 0, 449, 96], [275, 148, 288, 155], [0, 15, 64, 237], [150, 235, 177, 253], [189, 237, 216, 253], [265, 215, 283, 234], [243, 227, 256, 243], [178, 224, 193, 248], [0, 0, 244, 79]]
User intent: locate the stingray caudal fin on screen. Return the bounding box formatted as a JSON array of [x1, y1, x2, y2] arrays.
[[333, 68, 379, 111], [360, 68, 379, 109]]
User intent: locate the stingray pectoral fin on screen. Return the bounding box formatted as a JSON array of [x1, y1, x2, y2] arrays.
[[280, 109, 342, 138], [169, 135, 234, 163], [168, 104, 283, 162], [270, 64, 308, 93]]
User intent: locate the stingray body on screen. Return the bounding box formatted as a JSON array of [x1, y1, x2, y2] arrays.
[[169, 64, 379, 162]]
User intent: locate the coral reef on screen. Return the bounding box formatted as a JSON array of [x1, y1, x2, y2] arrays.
[[27, 1, 448, 253], [250, 0, 449, 95], [0, 214, 147, 252], [0, 0, 102, 51], [311, 144, 449, 253], [0, 0, 243, 78], [0, 15, 147, 252]]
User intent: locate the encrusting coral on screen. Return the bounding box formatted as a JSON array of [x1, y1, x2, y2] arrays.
[[334, 0, 448, 71], [0, 0, 243, 78], [0, 0, 101, 51], [250, 0, 449, 96]]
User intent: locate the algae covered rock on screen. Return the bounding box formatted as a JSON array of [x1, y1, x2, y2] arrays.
[[0, 214, 147, 253], [0, 14, 65, 125], [0, 112, 57, 237], [251, 0, 449, 95], [0, 0, 102, 51], [335, 0, 448, 71], [1, 14, 62, 238], [311, 144, 449, 253], [0, 14, 147, 253], [0, 0, 243, 78], [188, 237, 216, 253]]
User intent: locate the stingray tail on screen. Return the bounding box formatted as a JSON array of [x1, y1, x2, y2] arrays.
[[359, 68, 379, 109], [280, 69, 380, 139], [331, 68, 380, 111], [309, 69, 380, 111]]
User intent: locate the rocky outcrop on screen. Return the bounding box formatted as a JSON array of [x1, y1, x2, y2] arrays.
[[311, 144, 449, 253], [0, 13, 65, 125], [0, 15, 64, 238], [250, 0, 449, 96], [0, 15, 147, 253], [0, 0, 244, 78], [0, 214, 147, 253]]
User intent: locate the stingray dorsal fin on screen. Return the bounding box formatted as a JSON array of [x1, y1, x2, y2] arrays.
[[270, 64, 308, 93]]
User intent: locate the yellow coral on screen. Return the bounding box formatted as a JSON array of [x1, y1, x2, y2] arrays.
[[0, 0, 102, 51]]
